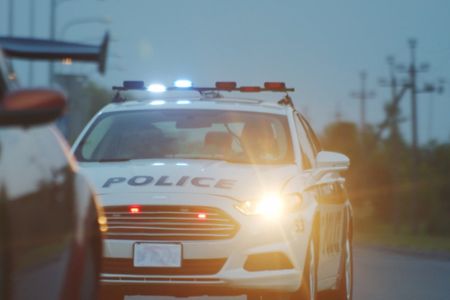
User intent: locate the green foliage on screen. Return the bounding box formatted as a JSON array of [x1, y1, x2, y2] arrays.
[[84, 81, 112, 120], [57, 77, 112, 143]]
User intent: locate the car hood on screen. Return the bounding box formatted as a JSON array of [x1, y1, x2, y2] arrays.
[[78, 159, 299, 202]]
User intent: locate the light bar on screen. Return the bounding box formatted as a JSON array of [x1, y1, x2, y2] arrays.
[[112, 81, 294, 94], [147, 83, 167, 93]]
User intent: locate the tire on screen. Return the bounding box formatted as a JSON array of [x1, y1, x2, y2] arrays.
[[326, 216, 353, 300]]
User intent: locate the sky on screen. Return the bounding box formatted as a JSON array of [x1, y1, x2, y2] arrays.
[[2, 0, 450, 144]]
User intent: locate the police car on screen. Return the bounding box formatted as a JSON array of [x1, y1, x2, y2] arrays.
[[72, 80, 353, 300]]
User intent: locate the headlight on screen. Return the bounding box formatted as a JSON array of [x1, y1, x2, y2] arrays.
[[235, 193, 302, 219]]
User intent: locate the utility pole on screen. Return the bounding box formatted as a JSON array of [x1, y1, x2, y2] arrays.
[[376, 40, 444, 234], [351, 71, 375, 130], [408, 39, 423, 235], [28, 0, 36, 85], [405, 39, 444, 234]]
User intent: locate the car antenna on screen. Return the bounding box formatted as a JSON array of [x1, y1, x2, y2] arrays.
[[277, 93, 295, 108]]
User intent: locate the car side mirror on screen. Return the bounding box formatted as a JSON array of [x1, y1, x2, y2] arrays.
[[315, 151, 350, 171], [0, 89, 66, 127]]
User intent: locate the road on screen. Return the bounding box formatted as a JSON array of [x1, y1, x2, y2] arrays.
[[126, 247, 450, 300]]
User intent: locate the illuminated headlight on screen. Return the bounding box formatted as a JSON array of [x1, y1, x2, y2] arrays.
[[235, 193, 302, 219]]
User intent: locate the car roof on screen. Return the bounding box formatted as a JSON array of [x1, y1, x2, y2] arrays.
[[98, 97, 294, 115]]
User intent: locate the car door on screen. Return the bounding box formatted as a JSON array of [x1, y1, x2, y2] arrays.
[[0, 125, 77, 300], [298, 115, 347, 284]]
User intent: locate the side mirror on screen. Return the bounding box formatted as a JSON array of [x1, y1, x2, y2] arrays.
[[315, 151, 350, 171], [0, 89, 66, 127]]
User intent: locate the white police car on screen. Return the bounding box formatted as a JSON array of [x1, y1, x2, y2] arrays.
[[72, 81, 353, 300]]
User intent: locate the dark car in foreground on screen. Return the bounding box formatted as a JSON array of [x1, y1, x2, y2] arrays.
[[0, 41, 107, 300]]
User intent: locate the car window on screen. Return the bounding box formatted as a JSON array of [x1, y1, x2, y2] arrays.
[[75, 109, 294, 165], [80, 116, 113, 158], [294, 113, 316, 169]]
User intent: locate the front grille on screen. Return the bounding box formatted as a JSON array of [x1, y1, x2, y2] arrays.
[[102, 257, 227, 276], [104, 205, 239, 240]]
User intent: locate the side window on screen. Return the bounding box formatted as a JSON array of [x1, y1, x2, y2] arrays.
[[294, 113, 315, 169], [299, 114, 322, 155]]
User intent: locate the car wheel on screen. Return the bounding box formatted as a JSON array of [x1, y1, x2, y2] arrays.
[[329, 223, 353, 300]]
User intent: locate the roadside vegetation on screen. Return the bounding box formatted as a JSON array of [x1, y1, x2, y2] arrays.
[[321, 120, 450, 253]]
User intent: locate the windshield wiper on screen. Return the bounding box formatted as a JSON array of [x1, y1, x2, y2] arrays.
[[97, 158, 131, 162]]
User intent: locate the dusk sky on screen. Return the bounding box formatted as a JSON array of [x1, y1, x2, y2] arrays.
[[2, 0, 450, 143]]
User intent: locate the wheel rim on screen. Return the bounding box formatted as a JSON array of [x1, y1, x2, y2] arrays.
[[345, 238, 352, 300], [308, 241, 316, 300]]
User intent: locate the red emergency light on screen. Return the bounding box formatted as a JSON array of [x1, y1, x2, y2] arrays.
[[197, 212, 207, 220], [264, 82, 286, 90], [215, 81, 237, 90], [129, 205, 141, 214]]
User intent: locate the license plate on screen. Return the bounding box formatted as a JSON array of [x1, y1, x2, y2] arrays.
[[133, 243, 182, 268]]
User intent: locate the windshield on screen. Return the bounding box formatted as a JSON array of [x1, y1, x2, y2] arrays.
[[74, 109, 294, 164]]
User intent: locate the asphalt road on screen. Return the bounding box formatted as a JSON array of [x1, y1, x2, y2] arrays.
[[126, 247, 450, 300]]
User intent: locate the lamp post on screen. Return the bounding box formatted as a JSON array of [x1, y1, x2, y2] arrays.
[[8, 0, 14, 36], [48, 0, 109, 84], [49, 0, 75, 85]]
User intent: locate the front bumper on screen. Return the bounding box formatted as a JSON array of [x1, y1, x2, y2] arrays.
[[99, 193, 313, 295]]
